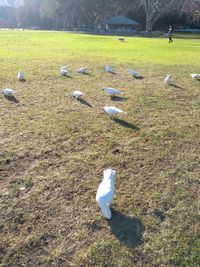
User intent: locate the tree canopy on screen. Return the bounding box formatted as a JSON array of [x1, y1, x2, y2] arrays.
[[1, 0, 200, 30]]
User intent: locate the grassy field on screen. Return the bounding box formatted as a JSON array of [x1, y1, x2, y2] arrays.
[[0, 30, 200, 267]]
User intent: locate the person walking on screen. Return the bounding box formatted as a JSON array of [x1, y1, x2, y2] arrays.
[[168, 25, 173, 43]]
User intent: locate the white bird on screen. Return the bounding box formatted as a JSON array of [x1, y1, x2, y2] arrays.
[[77, 67, 88, 74], [73, 90, 84, 99], [2, 88, 15, 96], [105, 65, 113, 73], [103, 106, 124, 116], [17, 71, 24, 80], [164, 74, 172, 85], [191, 73, 200, 79], [128, 69, 141, 78], [60, 65, 68, 76], [96, 169, 116, 219], [102, 87, 124, 96]]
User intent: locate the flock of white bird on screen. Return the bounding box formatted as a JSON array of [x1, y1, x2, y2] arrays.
[[1, 63, 200, 220]]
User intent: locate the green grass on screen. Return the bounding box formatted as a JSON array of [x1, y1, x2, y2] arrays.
[[0, 30, 200, 267]]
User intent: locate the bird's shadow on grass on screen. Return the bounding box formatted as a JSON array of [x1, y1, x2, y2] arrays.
[[19, 79, 26, 83], [112, 118, 140, 131], [134, 76, 144, 80], [170, 83, 184, 89], [111, 96, 127, 102], [107, 208, 144, 248], [108, 71, 117, 75], [79, 72, 93, 76], [77, 98, 93, 108], [4, 95, 19, 103], [62, 75, 72, 78]]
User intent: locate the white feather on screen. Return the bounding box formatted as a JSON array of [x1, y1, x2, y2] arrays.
[[96, 169, 116, 219], [61, 65, 68, 70]]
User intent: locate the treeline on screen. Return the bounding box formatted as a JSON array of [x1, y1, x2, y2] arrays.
[[2, 0, 200, 30]]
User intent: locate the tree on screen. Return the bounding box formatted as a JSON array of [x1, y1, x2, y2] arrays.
[[140, 0, 185, 31], [193, 9, 200, 26]]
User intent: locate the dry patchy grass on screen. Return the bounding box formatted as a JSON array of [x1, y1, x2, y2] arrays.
[[0, 31, 200, 267]]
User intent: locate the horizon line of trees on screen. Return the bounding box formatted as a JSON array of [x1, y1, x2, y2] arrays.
[[1, 0, 200, 31]]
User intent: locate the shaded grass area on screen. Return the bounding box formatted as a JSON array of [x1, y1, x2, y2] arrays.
[[0, 31, 200, 266]]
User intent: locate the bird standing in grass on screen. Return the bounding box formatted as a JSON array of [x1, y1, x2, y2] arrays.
[[191, 73, 200, 79], [105, 65, 113, 73], [103, 106, 124, 117], [77, 67, 88, 74], [73, 90, 84, 99], [60, 65, 68, 76], [96, 169, 116, 220], [102, 87, 124, 97], [128, 69, 141, 78], [17, 71, 24, 81], [164, 75, 172, 85], [2, 88, 15, 96]]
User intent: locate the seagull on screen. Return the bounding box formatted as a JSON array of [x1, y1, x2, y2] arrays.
[[73, 90, 84, 99], [105, 65, 113, 73], [128, 69, 141, 78], [2, 88, 15, 96], [103, 106, 124, 116], [191, 73, 200, 79], [164, 75, 172, 85], [77, 67, 88, 74], [17, 71, 24, 81], [96, 169, 116, 220], [102, 87, 124, 96], [60, 65, 68, 76]]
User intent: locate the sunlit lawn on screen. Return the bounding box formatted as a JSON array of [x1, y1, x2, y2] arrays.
[[0, 30, 199, 266]]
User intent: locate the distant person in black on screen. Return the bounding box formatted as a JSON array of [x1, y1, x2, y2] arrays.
[[148, 27, 152, 38], [168, 25, 173, 43]]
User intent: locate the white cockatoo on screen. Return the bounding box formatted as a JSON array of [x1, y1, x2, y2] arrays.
[[102, 87, 124, 96], [191, 73, 200, 79], [17, 71, 24, 80], [105, 65, 113, 73], [96, 169, 116, 219], [128, 69, 141, 78], [73, 90, 84, 99], [60, 65, 68, 76], [103, 106, 124, 116], [77, 67, 88, 74], [164, 75, 172, 85], [2, 88, 15, 96]]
